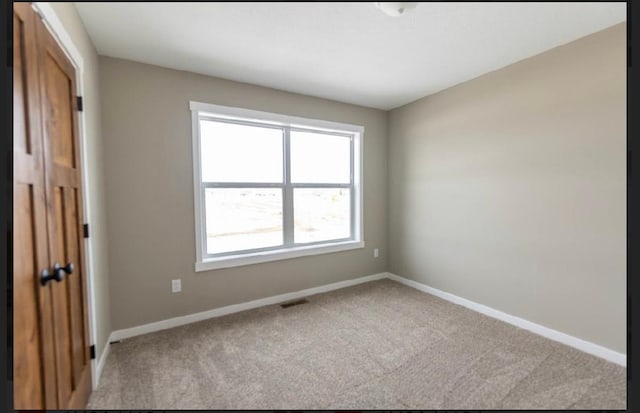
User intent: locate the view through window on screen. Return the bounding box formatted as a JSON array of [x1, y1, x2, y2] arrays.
[[192, 103, 362, 267]]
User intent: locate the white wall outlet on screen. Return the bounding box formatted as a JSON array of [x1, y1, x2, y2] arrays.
[[171, 279, 181, 293], [374, 248, 379, 258]]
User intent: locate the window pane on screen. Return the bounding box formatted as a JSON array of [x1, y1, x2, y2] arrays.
[[205, 188, 283, 254], [290, 130, 351, 183], [200, 119, 283, 182], [294, 188, 351, 244]]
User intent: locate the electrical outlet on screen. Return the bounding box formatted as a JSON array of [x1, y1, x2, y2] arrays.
[[374, 248, 379, 258], [171, 279, 181, 293]]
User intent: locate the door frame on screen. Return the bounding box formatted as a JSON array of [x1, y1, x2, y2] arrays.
[[30, 2, 100, 391]]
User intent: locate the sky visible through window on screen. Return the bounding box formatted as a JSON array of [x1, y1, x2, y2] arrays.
[[200, 119, 351, 254]]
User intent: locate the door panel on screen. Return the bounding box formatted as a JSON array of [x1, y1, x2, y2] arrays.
[[13, 3, 58, 410], [51, 186, 73, 404], [13, 185, 44, 408], [44, 53, 76, 168], [36, 12, 92, 410], [67, 188, 87, 383], [13, 3, 93, 409]]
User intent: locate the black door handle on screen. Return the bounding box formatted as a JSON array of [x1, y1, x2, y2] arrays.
[[40, 262, 73, 286], [54, 262, 74, 276], [41, 266, 63, 285]]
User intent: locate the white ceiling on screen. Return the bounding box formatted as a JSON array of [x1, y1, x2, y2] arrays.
[[74, 2, 626, 110]]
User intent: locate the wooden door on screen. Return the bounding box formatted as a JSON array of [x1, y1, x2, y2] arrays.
[[13, 3, 92, 409], [35, 8, 93, 410], [13, 3, 57, 409]]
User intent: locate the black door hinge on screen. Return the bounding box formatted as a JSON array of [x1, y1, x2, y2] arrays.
[[76, 96, 83, 112], [83, 223, 89, 239], [90, 345, 96, 360]]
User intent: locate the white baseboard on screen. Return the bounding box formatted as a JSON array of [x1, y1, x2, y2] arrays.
[[105, 270, 625, 368], [91, 341, 111, 390], [109, 272, 388, 342], [386, 272, 626, 367]]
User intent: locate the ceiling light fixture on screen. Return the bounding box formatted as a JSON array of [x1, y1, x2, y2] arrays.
[[374, 2, 418, 17]]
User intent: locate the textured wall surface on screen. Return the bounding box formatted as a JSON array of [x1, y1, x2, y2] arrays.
[[388, 24, 626, 352]]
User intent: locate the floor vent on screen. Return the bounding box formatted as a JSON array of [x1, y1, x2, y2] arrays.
[[280, 298, 309, 308]]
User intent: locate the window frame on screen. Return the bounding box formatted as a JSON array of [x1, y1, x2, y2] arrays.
[[190, 101, 364, 271]]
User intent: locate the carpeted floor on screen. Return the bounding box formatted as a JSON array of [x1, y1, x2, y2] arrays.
[[87, 279, 626, 410]]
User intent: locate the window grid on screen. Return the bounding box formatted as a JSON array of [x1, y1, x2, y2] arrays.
[[198, 115, 356, 260]]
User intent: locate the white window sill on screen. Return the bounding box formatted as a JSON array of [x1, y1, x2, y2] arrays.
[[195, 240, 365, 272]]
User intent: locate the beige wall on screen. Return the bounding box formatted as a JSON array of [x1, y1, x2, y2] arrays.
[[388, 24, 626, 352], [99, 57, 389, 330], [48, 3, 112, 358]]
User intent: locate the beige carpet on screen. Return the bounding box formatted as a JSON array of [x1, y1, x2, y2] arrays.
[[87, 279, 626, 410]]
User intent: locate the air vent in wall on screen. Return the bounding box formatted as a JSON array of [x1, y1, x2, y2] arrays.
[[280, 298, 309, 308]]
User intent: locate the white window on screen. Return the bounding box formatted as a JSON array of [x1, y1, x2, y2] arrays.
[[191, 101, 364, 271]]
